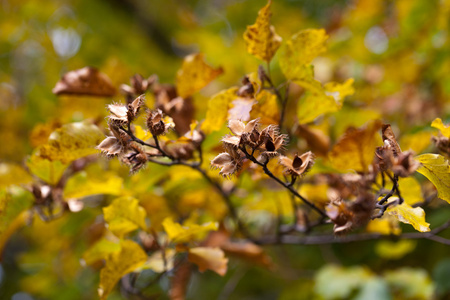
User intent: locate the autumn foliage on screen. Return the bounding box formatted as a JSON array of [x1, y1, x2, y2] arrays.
[[2, 0, 450, 299]]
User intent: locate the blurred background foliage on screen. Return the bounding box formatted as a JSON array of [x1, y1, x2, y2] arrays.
[[1, 0, 450, 299]]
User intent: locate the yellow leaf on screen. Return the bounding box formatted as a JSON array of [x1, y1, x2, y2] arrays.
[[141, 249, 176, 273], [398, 177, 423, 206], [250, 90, 279, 125], [162, 217, 218, 244], [431, 118, 450, 138], [243, 0, 282, 62], [176, 53, 223, 98], [329, 120, 382, 172], [188, 247, 228, 276], [26, 155, 69, 185], [82, 238, 121, 266], [297, 79, 354, 124], [279, 29, 328, 80], [201, 87, 238, 134], [366, 217, 401, 235], [134, 125, 152, 141], [37, 121, 104, 163], [0, 163, 32, 189], [375, 240, 417, 260], [103, 197, 147, 237], [387, 202, 430, 232], [64, 171, 123, 199], [98, 240, 147, 299], [399, 131, 432, 154], [416, 154, 450, 204]]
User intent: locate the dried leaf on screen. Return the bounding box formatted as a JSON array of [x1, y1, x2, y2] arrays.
[[188, 247, 228, 276], [431, 118, 450, 138], [37, 122, 104, 163], [228, 98, 256, 121], [169, 258, 192, 300], [279, 29, 328, 80], [98, 240, 147, 299], [416, 154, 450, 203], [382, 124, 402, 156], [243, 0, 282, 62], [162, 218, 218, 244], [176, 53, 223, 98], [201, 87, 238, 134], [53, 67, 116, 97], [387, 202, 430, 232], [103, 197, 147, 237], [329, 121, 382, 172]]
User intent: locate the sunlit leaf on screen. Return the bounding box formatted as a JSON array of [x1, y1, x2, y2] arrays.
[[176, 53, 223, 98], [82, 238, 121, 266], [201, 87, 238, 134], [329, 121, 382, 172], [387, 202, 430, 232], [162, 217, 218, 244], [98, 240, 147, 299], [279, 29, 328, 80], [375, 240, 416, 260], [416, 154, 450, 203], [141, 249, 176, 273], [188, 247, 228, 276], [103, 197, 147, 237], [297, 79, 354, 124], [398, 177, 423, 206], [26, 155, 69, 185], [399, 131, 432, 154], [431, 118, 450, 137], [243, 0, 282, 62], [134, 125, 152, 141], [64, 171, 123, 199], [37, 122, 104, 163], [366, 217, 401, 235], [0, 163, 32, 189], [250, 90, 279, 125]]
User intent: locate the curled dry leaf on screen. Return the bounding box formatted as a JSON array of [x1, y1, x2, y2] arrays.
[[188, 247, 228, 276], [52, 67, 116, 97]]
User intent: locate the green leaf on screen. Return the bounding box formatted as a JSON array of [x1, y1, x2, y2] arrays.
[[82, 238, 121, 266], [384, 268, 434, 300], [26, 155, 69, 185], [98, 240, 148, 300], [37, 121, 104, 163], [103, 197, 147, 237], [416, 154, 450, 204], [387, 202, 430, 232], [0, 186, 34, 252]]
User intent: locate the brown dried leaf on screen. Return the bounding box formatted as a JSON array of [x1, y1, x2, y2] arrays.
[[53, 67, 116, 97]]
